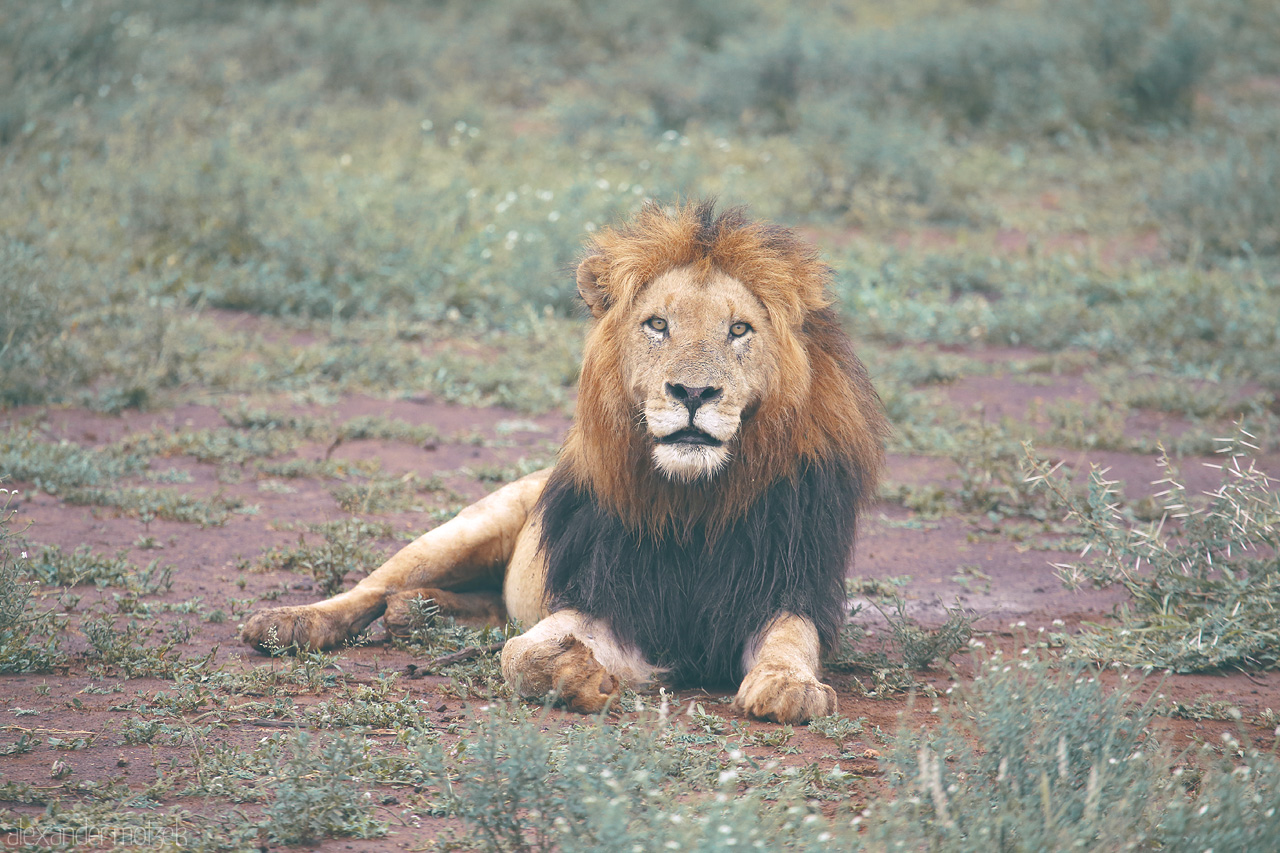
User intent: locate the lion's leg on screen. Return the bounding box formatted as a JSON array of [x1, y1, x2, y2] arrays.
[[241, 468, 552, 652], [500, 609, 662, 714], [733, 613, 837, 724]]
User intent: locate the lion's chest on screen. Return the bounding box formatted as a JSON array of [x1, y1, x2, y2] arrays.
[[537, 462, 863, 685]]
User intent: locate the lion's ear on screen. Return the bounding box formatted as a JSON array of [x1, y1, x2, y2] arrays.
[[576, 254, 611, 318]]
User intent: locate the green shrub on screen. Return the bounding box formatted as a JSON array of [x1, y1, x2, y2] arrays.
[[854, 11, 1098, 132], [62, 485, 242, 527], [1209, 0, 1280, 74], [783, 104, 942, 222], [0, 489, 65, 673], [119, 425, 299, 466], [1025, 430, 1280, 671], [262, 732, 389, 845], [1075, 0, 1208, 122], [827, 596, 977, 676], [867, 649, 1280, 850], [952, 422, 1053, 518], [1159, 137, 1280, 255], [796, 0, 1214, 136], [870, 653, 1169, 850], [0, 239, 83, 405], [807, 713, 866, 747], [82, 614, 192, 678]]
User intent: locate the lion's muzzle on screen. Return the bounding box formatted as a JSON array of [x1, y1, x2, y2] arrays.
[[647, 391, 738, 481]]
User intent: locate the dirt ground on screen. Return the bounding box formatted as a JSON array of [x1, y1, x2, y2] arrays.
[[2, 347, 1278, 848]]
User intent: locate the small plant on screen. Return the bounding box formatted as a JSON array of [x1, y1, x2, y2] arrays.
[[471, 456, 556, 485], [1162, 694, 1243, 722], [953, 420, 1053, 519], [871, 650, 1162, 850], [308, 681, 434, 731], [118, 425, 300, 466], [868, 648, 1280, 850], [1034, 398, 1130, 453], [250, 518, 391, 595], [882, 596, 977, 671], [688, 703, 730, 735], [744, 724, 795, 750], [256, 457, 370, 480], [807, 713, 865, 748], [0, 489, 65, 673], [21, 544, 172, 593], [0, 239, 86, 405], [62, 485, 242, 527], [335, 414, 441, 446], [262, 732, 390, 845], [854, 666, 938, 700], [393, 599, 509, 660], [1, 732, 37, 756], [242, 632, 349, 692], [330, 473, 447, 515], [81, 613, 210, 679], [828, 596, 976, 675], [1024, 428, 1280, 671], [403, 594, 440, 632], [119, 717, 165, 745]]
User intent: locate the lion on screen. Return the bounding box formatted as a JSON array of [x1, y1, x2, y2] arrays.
[[241, 201, 888, 724]]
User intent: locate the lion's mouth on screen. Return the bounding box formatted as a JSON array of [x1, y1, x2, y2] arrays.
[[657, 428, 724, 448]]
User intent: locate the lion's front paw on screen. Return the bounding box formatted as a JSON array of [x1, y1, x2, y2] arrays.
[[734, 665, 836, 724], [241, 606, 350, 653], [501, 634, 621, 714]]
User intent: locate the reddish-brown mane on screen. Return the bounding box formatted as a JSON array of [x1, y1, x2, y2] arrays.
[[559, 200, 888, 537]]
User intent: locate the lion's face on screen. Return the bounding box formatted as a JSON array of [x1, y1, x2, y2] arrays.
[[621, 265, 780, 482]]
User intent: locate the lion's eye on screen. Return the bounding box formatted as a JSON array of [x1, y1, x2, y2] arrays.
[[729, 321, 751, 338], [645, 317, 668, 333]]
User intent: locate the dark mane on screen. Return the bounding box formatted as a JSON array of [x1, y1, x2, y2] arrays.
[[537, 458, 864, 685]]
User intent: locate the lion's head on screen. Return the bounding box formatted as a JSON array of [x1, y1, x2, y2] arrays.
[[559, 201, 887, 535]]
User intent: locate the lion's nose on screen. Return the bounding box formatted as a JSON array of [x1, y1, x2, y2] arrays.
[[665, 382, 723, 413]]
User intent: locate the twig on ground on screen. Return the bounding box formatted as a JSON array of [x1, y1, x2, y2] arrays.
[[404, 641, 506, 677]]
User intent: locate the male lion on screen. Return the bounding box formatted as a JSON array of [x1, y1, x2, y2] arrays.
[[242, 201, 888, 724]]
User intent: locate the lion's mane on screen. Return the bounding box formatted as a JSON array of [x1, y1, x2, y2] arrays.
[[538, 201, 889, 684]]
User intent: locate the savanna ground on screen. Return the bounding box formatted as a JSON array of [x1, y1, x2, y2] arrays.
[[2, 0, 1280, 849]]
